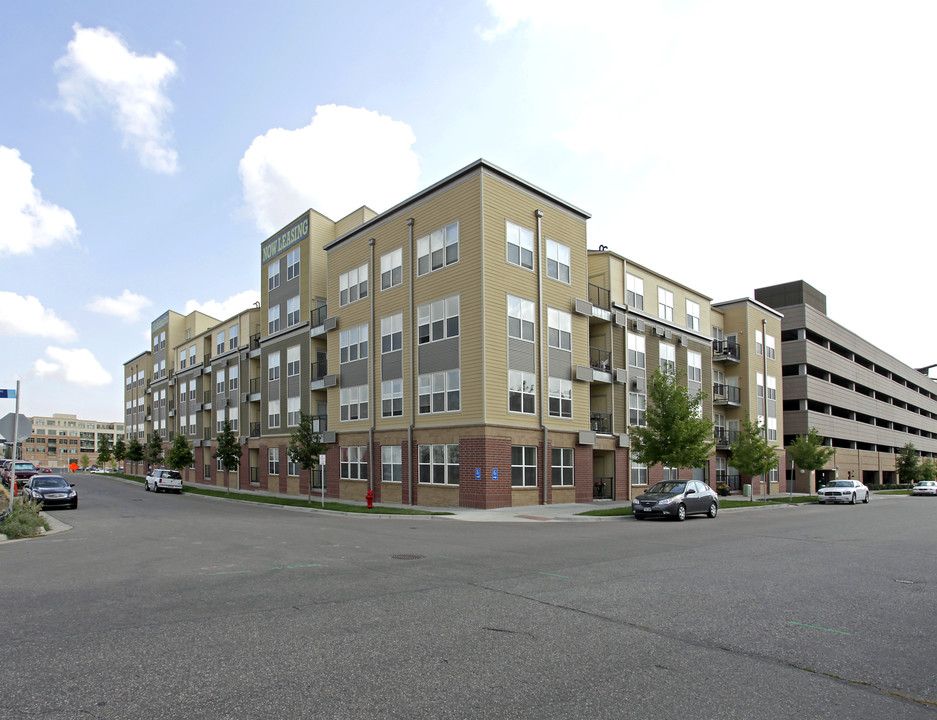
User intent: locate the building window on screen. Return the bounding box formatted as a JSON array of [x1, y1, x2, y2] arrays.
[[418, 370, 460, 414], [382, 445, 402, 483], [419, 443, 459, 485], [287, 346, 300, 377], [507, 295, 535, 342], [767, 416, 778, 442], [631, 461, 648, 485], [546, 238, 570, 283], [548, 377, 572, 418], [658, 288, 674, 322], [268, 399, 280, 428], [287, 248, 300, 281], [416, 222, 459, 276], [229, 365, 239, 391], [229, 407, 238, 432], [630, 392, 647, 426], [268, 447, 279, 475], [287, 458, 298, 476], [756, 330, 764, 356], [660, 343, 676, 374], [340, 446, 368, 480], [626, 274, 644, 310], [552, 447, 573, 486], [766, 334, 776, 360], [339, 263, 368, 307], [688, 351, 702, 383], [189, 382, 196, 401], [229, 324, 238, 350], [628, 333, 645, 368], [287, 396, 300, 427], [509, 370, 536, 414], [268, 306, 280, 334], [340, 384, 369, 421], [381, 247, 403, 290], [268, 262, 280, 291], [417, 296, 459, 344], [179, 350, 186, 370], [547, 308, 571, 350], [268, 352, 280, 382], [381, 313, 403, 353], [506, 220, 534, 270], [511, 445, 537, 487], [382, 379, 403, 417], [216, 331, 225, 356], [340, 324, 369, 363], [216, 409, 225, 433], [686, 300, 700, 331], [189, 345, 196, 366], [216, 369, 225, 396], [287, 295, 300, 327]]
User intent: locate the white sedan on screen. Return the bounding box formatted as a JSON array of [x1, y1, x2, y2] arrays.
[[911, 481, 937, 496], [818, 479, 870, 504]]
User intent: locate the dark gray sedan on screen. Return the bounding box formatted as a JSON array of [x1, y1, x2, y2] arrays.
[[22, 474, 78, 509], [632, 480, 719, 521]]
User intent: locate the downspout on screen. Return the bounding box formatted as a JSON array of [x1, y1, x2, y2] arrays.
[[762, 317, 769, 496], [369, 238, 376, 494], [407, 218, 415, 505], [536, 209, 548, 505]]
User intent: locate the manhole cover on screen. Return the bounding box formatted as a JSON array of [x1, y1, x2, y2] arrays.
[[392, 554, 424, 560]]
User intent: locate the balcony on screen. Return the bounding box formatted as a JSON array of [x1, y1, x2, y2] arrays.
[[713, 339, 740, 363], [714, 427, 739, 449], [250, 422, 261, 438], [589, 347, 612, 374], [589, 283, 610, 311], [250, 377, 260, 395], [250, 333, 261, 350], [590, 412, 612, 434], [311, 360, 327, 381], [712, 383, 741, 406], [310, 304, 337, 336]]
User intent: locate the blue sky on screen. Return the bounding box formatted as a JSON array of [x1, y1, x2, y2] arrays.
[[2, 0, 936, 423]]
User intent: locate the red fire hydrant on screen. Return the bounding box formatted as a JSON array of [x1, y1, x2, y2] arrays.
[[366, 488, 374, 509]]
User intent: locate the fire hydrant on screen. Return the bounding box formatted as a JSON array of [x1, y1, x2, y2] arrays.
[[366, 488, 374, 509]]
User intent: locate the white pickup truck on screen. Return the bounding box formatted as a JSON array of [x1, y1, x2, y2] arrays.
[[144, 469, 184, 494]]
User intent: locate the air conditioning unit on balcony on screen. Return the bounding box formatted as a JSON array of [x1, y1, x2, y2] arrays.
[[632, 318, 645, 333], [678, 335, 688, 347], [654, 325, 665, 337], [664, 329, 673, 340]]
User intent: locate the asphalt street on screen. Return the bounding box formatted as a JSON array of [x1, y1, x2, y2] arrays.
[[1, 474, 935, 719]]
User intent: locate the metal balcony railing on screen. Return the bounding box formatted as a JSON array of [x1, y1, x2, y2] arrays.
[[713, 339, 740, 362], [589, 347, 611, 373], [713, 384, 741, 405], [588, 283, 610, 310], [249, 422, 261, 438], [590, 412, 611, 434], [310, 360, 327, 381], [311, 304, 328, 328]]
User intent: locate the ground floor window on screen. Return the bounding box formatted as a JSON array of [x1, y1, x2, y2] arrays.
[[419, 443, 459, 484], [512, 445, 537, 487], [340, 445, 368, 480], [268, 447, 279, 475], [552, 447, 573, 486], [631, 461, 648, 485], [382, 445, 402, 483]]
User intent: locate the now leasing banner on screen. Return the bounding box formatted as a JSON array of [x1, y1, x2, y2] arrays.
[[0, 389, 15, 399]]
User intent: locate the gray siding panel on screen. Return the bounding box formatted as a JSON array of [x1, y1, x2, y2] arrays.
[[341, 358, 368, 386], [548, 347, 572, 380], [508, 338, 535, 373], [419, 338, 460, 374], [382, 351, 403, 380]]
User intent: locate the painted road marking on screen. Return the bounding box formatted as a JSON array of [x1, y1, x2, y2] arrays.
[[788, 621, 852, 635]]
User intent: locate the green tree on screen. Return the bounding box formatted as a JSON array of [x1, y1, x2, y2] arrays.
[[730, 417, 780, 498], [113, 437, 126, 468], [145, 434, 164, 467], [787, 427, 834, 491], [97, 435, 112, 468], [166, 432, 193, 471], [213, 421, 243, 492], [80, 454, 90, 470], [126, 436, 144, 465], [630, 370, 714, 472], [896, 443, 920, 484], [919, 458, 937, 483], [288, 412, 326, 500]]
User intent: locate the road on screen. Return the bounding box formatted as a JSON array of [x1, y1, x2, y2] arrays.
[[1, 475, 935, 719]]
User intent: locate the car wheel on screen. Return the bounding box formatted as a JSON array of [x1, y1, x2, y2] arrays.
[[707, 502, 717, 518], [633, 512, 643, 520], [676, 504, 687, 522], [863, 491, 870, 504], [850, 493, 856, 505], [71, 500, 78, 509], [818, 499, 825, 504], [144, 481, 150, 491]]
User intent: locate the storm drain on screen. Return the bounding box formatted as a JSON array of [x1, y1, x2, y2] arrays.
[[392, 554, 424, 561]]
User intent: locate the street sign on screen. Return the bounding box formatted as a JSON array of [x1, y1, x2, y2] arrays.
[[0, 412, 31, 443]]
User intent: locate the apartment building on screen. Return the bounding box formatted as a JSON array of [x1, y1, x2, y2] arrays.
[[123, 159, 786, 508], [19, 413, 124, 469], [755, 280, 937, 491]]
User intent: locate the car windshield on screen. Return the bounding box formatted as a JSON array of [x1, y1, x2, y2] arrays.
[[648, 481, 686, 494], [827, 481, 853, 488], [35, 477, 69, 489], [15, 462, 36, 470], [164, 471, 182, 479]]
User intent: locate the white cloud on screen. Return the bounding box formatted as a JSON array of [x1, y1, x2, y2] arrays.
[[33, 347, 112, 387], [0, 292, 77, 342], [239, 104, 420, 233], [183, 290, 261, 322], [87, 289, 152, 322], [55, 23, 179, 174], [0, 147, 79, 256]]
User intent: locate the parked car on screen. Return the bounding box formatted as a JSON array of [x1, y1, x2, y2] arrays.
[[0, 459, 11, 485], [632, 480, 719, 521], [5, 461, 38, 491], [22, 474, 78, 509], [145, 469, 183, 493], [911, 480, 937, 496], [818, 479, 870, 504]]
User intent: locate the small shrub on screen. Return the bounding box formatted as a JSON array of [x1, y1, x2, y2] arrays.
[[0, 498, 50, 540], [716, 483, 732, 496]]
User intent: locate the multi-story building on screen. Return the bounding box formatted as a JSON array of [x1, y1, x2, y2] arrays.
[[123, 159, 788, 508], [755, 280, 937, 491], [19, 413, 124, 469]]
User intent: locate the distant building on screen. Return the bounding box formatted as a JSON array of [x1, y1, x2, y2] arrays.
[[20, 413, 124, 469], [756, 281, 937, 490]]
